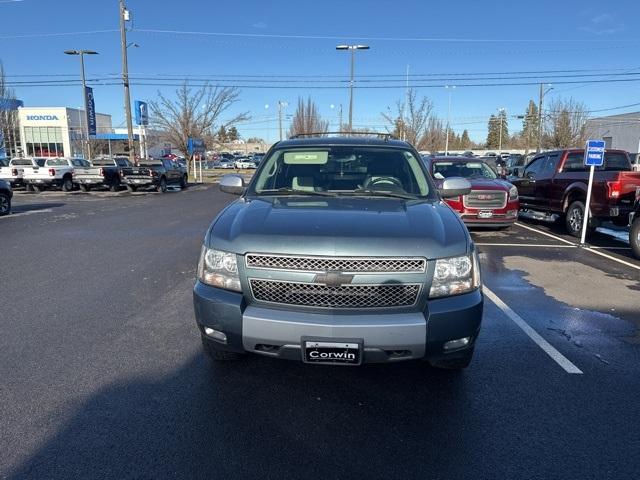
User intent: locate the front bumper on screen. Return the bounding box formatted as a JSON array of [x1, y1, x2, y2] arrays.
[[193, 281, 483, 364]]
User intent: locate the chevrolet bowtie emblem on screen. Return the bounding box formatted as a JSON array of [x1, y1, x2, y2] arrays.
[[313, 272, 354, 287]]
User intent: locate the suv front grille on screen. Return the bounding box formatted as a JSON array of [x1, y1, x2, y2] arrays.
[[464, 190, 507, 209], [245, 254, 425, 273], [249, 279, 421, 309]]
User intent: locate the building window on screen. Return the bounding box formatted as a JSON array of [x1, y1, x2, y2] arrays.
[[603, 136, 612, 149], [23, 126, 64, 156]]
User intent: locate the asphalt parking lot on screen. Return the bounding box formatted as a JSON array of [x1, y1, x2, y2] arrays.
[[1, 186, 639, 479]]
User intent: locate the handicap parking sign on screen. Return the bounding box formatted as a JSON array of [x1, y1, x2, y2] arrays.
[[584, 140, 605, 167]]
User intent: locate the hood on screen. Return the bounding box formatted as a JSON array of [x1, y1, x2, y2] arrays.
[[208, 197, 470, 259], [434, 177, 512, 191]]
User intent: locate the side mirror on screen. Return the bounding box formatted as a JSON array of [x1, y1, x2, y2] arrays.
[[219, 174, 245, 195], [438, 177, 472, 198]]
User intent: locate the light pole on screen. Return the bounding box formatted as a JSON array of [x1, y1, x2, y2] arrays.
[[336, 44, 369, 133], [444, 85, 456, 155], [277, 101, 287, 140], [497, 108, 506, 152], [119, 0, 135, 164], [537, 84, 554, 153], [64, 49, 98, 160]]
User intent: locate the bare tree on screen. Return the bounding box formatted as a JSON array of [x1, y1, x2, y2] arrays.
[[149, 82, 249, 159], [288, 97, 329, 137], [382, 89, 434, 147], [0, 62, 19, 157], [545, 98, 590, 148], [419, 116, 446, 152]]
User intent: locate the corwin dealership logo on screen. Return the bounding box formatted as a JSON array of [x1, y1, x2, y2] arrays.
[[26, 115, 59, 121]]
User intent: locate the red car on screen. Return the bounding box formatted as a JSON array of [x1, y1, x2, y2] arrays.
[[426, 156, 520, 228]]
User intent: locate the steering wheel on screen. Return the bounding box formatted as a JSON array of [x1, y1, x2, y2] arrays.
[[365, 176, 404, 190]]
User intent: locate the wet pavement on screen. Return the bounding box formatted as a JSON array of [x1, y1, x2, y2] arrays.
[[1, 187, 639, 479]]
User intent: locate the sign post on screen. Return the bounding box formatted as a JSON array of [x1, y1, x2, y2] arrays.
[[580, 140, 605, 245]]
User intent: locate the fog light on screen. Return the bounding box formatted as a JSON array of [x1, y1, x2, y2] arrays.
[[204, 327, 227, 343], [443, 337, 470, 351]]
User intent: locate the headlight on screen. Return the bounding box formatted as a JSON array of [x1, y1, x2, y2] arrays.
[[429, 252, 481, 298], [197, 246, 242, 292], [509, 185, 518, 201]]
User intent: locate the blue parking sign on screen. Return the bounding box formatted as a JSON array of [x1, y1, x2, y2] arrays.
[[584, 140, 605, 166]]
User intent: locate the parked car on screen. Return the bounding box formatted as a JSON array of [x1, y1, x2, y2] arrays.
[[74, 157, 133, 192], [0, 178, 12, 216], [252, 153, 265, 164], [630, 190, 640, 258], [510, 149, 640, 237], [234, 158, 257, 169], [477, 156, 507, 176], [194, 135, 483, 370], [121, 158, 188, 192], [505, 154, 527, 177], [0, 157, 47, 188], [426, 156, 519, 228], [22, 157, 90, 192]]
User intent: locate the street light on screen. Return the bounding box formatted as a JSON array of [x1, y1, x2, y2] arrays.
[[444, 85, 456, 155], [64, 49, 98, 160], [537, 83, 554, 152], [336, 44, 369, 133], [497, 108, 506, 152]]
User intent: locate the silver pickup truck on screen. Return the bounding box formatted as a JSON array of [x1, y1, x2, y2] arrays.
[[194, 136, 483, 370]]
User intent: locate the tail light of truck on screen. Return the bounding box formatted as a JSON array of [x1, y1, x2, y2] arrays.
[[99, 167, 105, 177], [48, 168, 56, 177], [606, 181, 622, 199], [150, 170, 157, 177], [11, 168, 18, 176]]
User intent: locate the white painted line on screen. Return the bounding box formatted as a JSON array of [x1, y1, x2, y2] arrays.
[[590, 246, 631, 251], [516, 222, 640, 272], [483, 286, 583, 374], [0, 208, 53, 219], [514, 222, 577, 246], [475, 243, 574, 248], [583, 247, 640, 271]]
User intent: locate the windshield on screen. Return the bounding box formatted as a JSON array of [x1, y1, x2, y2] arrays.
[[0, 158, 8, 167], [432, 161, 497, 180], [250, 146, 432, 197]]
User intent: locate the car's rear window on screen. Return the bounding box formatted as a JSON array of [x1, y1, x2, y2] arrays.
[[564, 152, 631, 172], [11, 159, 34, 166], [47, 158, 69, 166]]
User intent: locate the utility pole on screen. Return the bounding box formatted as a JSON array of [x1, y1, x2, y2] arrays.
[[336, 45, 369, 133], [64, 50, 98, 160], [338, 104, 343, 132], [278, 101, 285, 141], [445, 85, 455, 155], [119, 0, 135, 164]]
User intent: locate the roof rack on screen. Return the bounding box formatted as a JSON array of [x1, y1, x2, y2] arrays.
[[288, 132, 399, 141]]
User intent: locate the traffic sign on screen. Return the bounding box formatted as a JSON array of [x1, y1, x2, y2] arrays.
[[584, 139, 605, 167]]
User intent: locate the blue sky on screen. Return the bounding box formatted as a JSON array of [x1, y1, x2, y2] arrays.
[[1, 0, 640, 143]]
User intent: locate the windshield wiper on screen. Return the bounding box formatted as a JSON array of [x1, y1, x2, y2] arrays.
[[344, 189, 420, 200], [258, 188, 337, 197]]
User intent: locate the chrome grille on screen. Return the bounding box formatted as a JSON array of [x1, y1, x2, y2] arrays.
[[250, 279, 421, 309], [245, 254, 425, 273], [464, 190, 507, 209]]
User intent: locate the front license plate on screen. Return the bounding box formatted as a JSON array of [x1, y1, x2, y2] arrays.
[[478, 210, 494, 219], [303, 339, 362, 365]]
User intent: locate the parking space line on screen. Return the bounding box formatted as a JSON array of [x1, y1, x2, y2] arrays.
[[475, 243, 574, 248], [483, 287, 583, 374], [515, 222, 640, 272], [514, 222, 577, 246]]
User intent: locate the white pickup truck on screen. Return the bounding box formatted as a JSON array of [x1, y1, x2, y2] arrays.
[[22, 157, 90, 192], [0, 157, 47, 188]]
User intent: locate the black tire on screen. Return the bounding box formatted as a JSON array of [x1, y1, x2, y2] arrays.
[[156, 177, 167, 193], [62, 175, 74, 192], [201, 336, 242, 361], [32, 184, 41, 193], [565, 200, 591, 238], [126, 185, 138, 193], [0, 192, 10, 216], [429, 348, 475, 370], [630, 219, 640, 259], [79, 184, 90, 192], [24, 184, 33, 192], [180, 174, 188, 189], [109, 177, 121, 192]]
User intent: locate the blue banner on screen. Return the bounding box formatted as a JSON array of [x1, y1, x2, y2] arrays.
[[84, 87, 97, 136], [134, 100, 149, 126], [187, 138, 205, 155]]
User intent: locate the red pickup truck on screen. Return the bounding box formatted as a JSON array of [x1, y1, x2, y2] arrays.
[[511, 149, 640, 237]]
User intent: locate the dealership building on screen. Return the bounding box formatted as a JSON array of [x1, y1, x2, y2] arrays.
[[585, 112, 640, 162], [17, 106, 112, 157]]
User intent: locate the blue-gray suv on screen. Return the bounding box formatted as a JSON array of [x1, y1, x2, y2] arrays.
[[193, 135, 483, 369]]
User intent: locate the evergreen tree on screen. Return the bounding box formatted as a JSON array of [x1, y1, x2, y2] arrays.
[[460, 130, 471, 149], [216, 125, 228, 143], [227, 126, 240, 141], [522, 100, 539, 151], [497, 109, 509, 149], [486, 115, 500, 149]]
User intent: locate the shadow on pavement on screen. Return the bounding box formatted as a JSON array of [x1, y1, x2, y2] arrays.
[[8, 354, 472, 479], [11, 202, 65, 213]]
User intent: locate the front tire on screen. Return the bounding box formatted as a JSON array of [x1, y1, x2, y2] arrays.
[[62, 176, 74, 192], [180, 174, 188, 189], [630, 219, 640, 259], [156, 177, 167, 193], [79, 184, 90, 192], [0, 192, 11, 216], [201, 336, 242, 361]]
